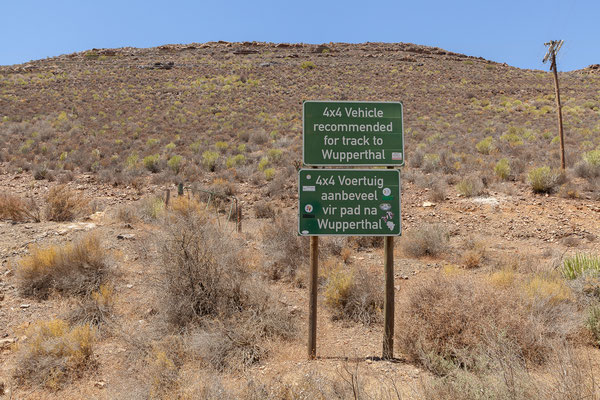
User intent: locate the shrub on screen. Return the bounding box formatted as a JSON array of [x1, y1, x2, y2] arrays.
[[494, 158, 511, 180], [301, 61, 316, 69], [261, 213, 306, 281], [456, 176, 484, 197], [254, 200, 276, 219], [0, 194, 40, 222], [587, 305, 600, 346], [475, 136, 494, 154], [402, 224, 448, 257], [562, 253, 600, 280], [68, 284, 115, 326], [158, 214, 296, 370], [528, 166, 560, 193], [46, 185, 89, 221], [397, 273, 578, 376], [140, 196, 165, 220], [202, 150, 219, 171], [125, 153, 139, 169], [215, 141, 229, 152], [258, 156, 270, 171], [264, 167, 276, 180], [267, 148, 283, 162], [583, 149, 600, 168], [324, 265, 383, 325], [13, 319, 95, 390], [143, 154, 161, 173], [225, 154, 245, 169], [17, 232, 109, 298], [167, 155, 183, 174]]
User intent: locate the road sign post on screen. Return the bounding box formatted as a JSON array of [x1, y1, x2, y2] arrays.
[[301, 100, 404, 361]]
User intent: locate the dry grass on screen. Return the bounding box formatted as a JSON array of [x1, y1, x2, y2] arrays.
[[157, 213, 297, 371], [0, 193, 40, 222], [401, 224, 448, 258], [324, 263, 383, 325], [13, 319, 95, 390], [260, 212, 306, 281], [16, 232, 110, 298], [46, 184, 89, 221], [396, 272, 579, 376]]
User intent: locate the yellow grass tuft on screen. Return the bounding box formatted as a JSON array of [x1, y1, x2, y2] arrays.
[[14, 319, 95, 390]]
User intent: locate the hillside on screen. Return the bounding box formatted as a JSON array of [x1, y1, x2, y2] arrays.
[[0, 42, 600, 399]]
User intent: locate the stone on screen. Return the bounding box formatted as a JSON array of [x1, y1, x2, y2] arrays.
[[117, 233, 135, 240]]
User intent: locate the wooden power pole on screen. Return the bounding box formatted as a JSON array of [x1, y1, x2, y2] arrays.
[[543, 40, 566, 170]]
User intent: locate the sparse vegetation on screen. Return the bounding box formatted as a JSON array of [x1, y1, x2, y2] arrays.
[[402, 224, 448, 257], [17, 232, 110, 298], [13, 319, 95, 390], [45, 184, 89, 221], [528, 166, 560, 193]]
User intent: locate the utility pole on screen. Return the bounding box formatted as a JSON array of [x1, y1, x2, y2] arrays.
[[543, 40, 566, 170]]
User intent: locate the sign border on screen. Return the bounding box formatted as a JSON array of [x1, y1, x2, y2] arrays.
[[297, 168, 402, 237], [302, 100, 405, 167]]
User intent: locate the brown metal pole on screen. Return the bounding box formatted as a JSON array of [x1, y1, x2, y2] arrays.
[[551, 53, 566, 170], [383, 166, 395, 359], [308, 236, 319, 359], [383, 235, 395, 359]]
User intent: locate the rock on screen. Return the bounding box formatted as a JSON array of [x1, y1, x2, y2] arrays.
[[20, 304, 30, 309], [95, 380, 107, 389], [422, 201, 436, 207], [117, 233, 135, 240], [126, 284, 133, 289]]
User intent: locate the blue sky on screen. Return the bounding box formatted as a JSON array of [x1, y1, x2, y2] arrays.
[[1, 0, 596, 71]]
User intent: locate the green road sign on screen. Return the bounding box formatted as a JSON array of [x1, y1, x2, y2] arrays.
[[303, 101, 404, 166], [298, 169, 401, 236]]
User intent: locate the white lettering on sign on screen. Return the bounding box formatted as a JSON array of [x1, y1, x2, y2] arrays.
[[313, 122, 393, 133]]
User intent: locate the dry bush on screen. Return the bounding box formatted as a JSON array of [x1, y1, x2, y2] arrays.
[[402, 224, 448, 258], [13, 319, 95, 390], [254, 200, 276, 219], [397, 273, 579, 376], [169, 195, 205, 218], [68, 284, 115, 326], [17, 232, 110, 298], [113, 203, 139, 224], [349, 235, 384, 250], [0, 193, 40, 222], [159, 214, 245, 327], [158, 213, 297, 370], [456, 176, 485, 197], [418, 344, 600, 400], [261, 212, 306, 281], [46, 184, 89, 221], [324, 264, 383, 325]]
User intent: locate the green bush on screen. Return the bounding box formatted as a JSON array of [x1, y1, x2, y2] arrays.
[[264, 168, 276, 181], [143, 154, 161, 173], [475, 136, 494, 154], [146, 138, 159, 147], [587, 305, 600, 346], [167, 155, 183, 174], [225, 154, 245, 169], [456, 176, 484, 197], [561, 253, 600, 280], [165, 142, 176, 151], [237, 143, 246, 153], [267, 148, 283, 163], [494, 158, 511, 180], [301, 61, 316, 70], [583, 149, 600, 168], [258, 156, 270, 171], [528, 166, 559, 193], [202, 151, 219, 171], [215, 141, 229, 152], [125, 153, 139, 169]]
